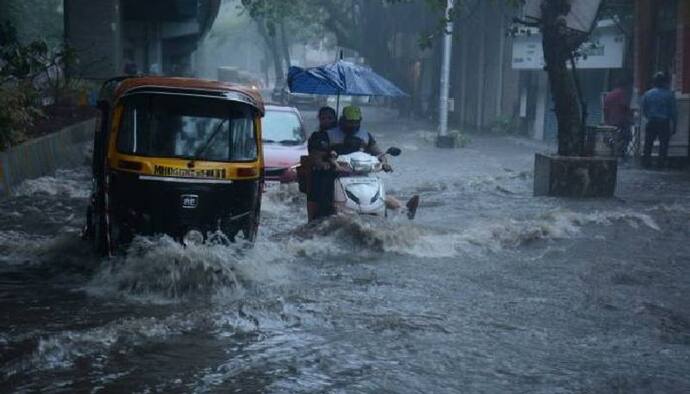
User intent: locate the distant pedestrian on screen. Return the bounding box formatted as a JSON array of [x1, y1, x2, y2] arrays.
[[603, 75, 633, 158], [641, 72, 677, 168]]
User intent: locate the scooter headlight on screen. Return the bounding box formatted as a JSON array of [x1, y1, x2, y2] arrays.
[[370, 189, 381, 204], [345, 190, 360, 204]]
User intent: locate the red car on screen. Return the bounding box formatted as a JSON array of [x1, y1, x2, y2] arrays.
[[262, 105, 308, 184]]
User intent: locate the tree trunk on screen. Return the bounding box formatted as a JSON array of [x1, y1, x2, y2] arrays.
[[541, 0, 585, 156], [257, 20, 284, 86], [269, 34, 285, 85], [279, 20, 291, 70]]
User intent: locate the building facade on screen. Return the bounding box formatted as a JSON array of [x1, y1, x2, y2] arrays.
[[64, 0, 220, 80], [448, 0, 689, 163], [634, 0, 690, 159], [450, 1, 521, 133]]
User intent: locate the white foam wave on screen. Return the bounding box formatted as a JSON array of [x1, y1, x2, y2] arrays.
[[647, 203, 690, 217], [261, 184, 305, 216], [0, 231, 52, 265], [281, 209, 660, 259], [13, 168, 90, 199], [2, 315, 196, 377], [0, 230, 91, 267], [5, 297, 307, 378], [453, 209, 660, 254]]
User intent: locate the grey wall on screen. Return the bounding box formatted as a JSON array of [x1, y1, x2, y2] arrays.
[[0, 119, 95, 197]]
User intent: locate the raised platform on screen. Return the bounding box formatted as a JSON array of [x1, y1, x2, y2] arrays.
[[533, 153, 618, 197], [436, 135, 457, 149], [0, 119, 95, 197]]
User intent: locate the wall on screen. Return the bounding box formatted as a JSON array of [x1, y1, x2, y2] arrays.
[[676, 0, 690, 94], [451, 2, 520, 131], [0, 119, 95, 197]]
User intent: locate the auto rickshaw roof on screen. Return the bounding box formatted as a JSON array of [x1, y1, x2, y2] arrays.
[[105, 76, 265, 114]]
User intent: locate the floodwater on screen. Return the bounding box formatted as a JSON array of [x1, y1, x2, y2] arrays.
[[2, 109, 690, 393]]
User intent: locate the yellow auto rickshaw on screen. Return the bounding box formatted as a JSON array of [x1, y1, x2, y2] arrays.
[[84, 76, 265, 256]]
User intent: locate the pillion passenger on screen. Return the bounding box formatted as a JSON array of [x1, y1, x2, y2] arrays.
[[305, 106, 338, 221]]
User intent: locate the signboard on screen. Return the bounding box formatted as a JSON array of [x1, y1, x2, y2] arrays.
[[512, 24, 625, 70]]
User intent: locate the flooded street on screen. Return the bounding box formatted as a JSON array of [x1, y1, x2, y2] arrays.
[[2, 109, 690, 393]]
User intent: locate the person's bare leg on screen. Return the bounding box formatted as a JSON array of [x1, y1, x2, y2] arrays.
[[307, 202, 319, 222], [385, 195, 420, 220], [406, 195, 420, 220], [385, 196, 402, 210]]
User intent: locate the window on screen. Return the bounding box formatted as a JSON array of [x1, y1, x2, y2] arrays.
[[262, 110, 305, 145], [117, 94, 257, 162]]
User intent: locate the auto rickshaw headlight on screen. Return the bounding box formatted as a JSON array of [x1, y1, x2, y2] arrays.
[[183, 230, 204, 246]]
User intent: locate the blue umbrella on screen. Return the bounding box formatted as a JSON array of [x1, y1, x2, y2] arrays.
[[287, 60, 407, 111]]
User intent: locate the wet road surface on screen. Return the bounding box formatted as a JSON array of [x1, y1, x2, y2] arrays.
[[2, 109, 690, 393]]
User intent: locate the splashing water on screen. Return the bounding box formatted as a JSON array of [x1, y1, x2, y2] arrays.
[[273, 208, 660, 260], [86, 236, 291, 302]]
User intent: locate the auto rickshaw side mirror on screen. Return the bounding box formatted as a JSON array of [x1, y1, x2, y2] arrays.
[[386, 147, 402, 157]]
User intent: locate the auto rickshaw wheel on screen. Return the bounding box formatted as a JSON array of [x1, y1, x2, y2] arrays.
[[241, 201, 261, 244], [91, 198, 110, 256]]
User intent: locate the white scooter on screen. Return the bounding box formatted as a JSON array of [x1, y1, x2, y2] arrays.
[[331, 147, 401, 217]]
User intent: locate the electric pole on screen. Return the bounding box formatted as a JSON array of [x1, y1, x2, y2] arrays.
[[437, 0, 455, 148]]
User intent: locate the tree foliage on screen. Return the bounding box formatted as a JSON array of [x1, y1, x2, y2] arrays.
[[239, 0, 443, 90], [0, 22, 81, 150], [0, 0, 64, 47]]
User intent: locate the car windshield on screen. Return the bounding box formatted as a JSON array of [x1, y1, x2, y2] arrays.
[[116, 94, 257, 162], [262, 109, 305, 145]]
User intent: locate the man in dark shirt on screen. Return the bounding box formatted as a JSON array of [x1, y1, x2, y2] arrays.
[[641, 72, 678, 168]]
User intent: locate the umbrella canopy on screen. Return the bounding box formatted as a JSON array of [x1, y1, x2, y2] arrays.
[[287, 60, 407, 97]]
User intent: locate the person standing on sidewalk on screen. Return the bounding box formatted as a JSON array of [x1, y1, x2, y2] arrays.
[[603, 75, 633, 158], [641, 72, 677, 168]]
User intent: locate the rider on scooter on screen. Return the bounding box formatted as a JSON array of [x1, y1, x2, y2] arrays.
[[307, 105, 419, 221]]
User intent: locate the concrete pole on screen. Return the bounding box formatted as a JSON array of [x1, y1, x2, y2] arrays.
[[496, 7, 506, 119], [437, 0, 455, 148], [475, 1, 486, 130]]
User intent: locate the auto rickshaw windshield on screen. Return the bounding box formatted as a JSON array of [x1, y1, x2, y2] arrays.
[[116, 94, 258, 162]]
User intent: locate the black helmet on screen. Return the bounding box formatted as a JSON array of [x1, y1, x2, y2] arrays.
[[653, 71, 669, 87]]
